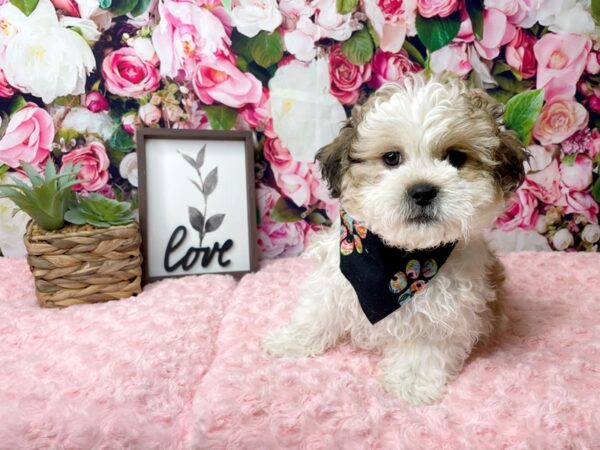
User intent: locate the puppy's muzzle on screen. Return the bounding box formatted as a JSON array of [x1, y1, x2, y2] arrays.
[[408, 183, 439, 207]]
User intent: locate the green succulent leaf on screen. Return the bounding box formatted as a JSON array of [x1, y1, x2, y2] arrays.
[[65, 194, 135, 228]]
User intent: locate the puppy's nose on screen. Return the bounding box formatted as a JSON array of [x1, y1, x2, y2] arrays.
[[408, 183, 439, 207]]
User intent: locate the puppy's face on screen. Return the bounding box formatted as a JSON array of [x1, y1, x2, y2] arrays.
[[317, 76, 526, 250]]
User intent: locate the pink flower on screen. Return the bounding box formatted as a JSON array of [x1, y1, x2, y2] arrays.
[[430, 42, 471, 76], [256, 183, 309, 258], [328, 45, 371, 105], [152, 0, 231, 79], [505, 29, 537, 79], [84, 92, 109, 113], [368, 49, 420, 89], [417, 0, 458, 18], [364, 0, 417, 53], [0, 104, 53, 170], [474, 8, 516, 60], [102, 48, 160, 99], [533, 99, 588, 145], [192, 55, 262, 108], [534, 33, 592, 101], [523, 159, 561, 204], [50, 0, 79, 16], [264, 137, 302, 176], [496, 188, 539, 231], [276, 168, 312, 207], [588, 96, 600, 115], [313, 0, 355, 41], [586, 51, 600, 75], [61, 142, 110, 192], [139, 103, 162, 126], [558, 189, 599, 224], [561, 129, 596, 155], [484, 0, 536, 27], [121, 113, 138, 135], [240, 87, 271, 129], [0, 68, 15, 98], [560, 154, 593, 192]]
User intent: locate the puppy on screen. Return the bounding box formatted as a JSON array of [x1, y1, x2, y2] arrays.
[[263, 75, 526, 405]]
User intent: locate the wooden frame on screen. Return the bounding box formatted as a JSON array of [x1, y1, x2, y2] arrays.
[[137, 128, 259, 285]]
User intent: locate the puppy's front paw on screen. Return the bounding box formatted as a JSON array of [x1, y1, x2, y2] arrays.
[[380, 370, 447, 405], [263, 325, 325, 358]]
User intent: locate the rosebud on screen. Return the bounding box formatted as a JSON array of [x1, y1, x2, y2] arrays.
[[552, 228, 574, 251], [138, 103, 161, 126], [84, 92, 109, 113], [588, 96, 600, 114]]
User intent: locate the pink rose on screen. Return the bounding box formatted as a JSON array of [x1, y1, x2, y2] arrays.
[[417, 0, 458, 18], [364, 0, 417, 53], [101, 48, 160, 99], [256, 183, 309, 258], [560, 154, 593, 191], [84, 92, 109, 113], [192, 55, 262, 108], [588, 96, 600, 115], [139, 103, 162, 126], [121, 113, 138, 135], [532, 99, 588, 145], [276, 167, 312, 207], [590, 129, 600, 159], [0, 68, 14, 98], [586, 51, 600, 75], [474, 8, 516, 60], [264, 137, 302, 176], [523, 159, 561, 204], [558, 189, 599, 224], [313, 0, 355, 41], [368, 49, 420, 89], [505, 29, 537, 79], [50, 0, 79, 16], [484, 0, 536, 27], [430, 42, 471, 76], [496, 188, 539, 231], [0, 104, 53, 170], [61, 142, 110, 192], [328, 44, 371, 105], [240, 87, 271, 129], [534, 33, 592, 102]]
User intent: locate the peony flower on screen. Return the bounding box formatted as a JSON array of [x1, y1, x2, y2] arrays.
[[364, 0, 417, 53], [279, 0, 317, 61], [552, 228, 574, 250], [263, 137, 303, 176], [152, 0, 231, 79], [369, 49, 420, 89], [84, 91, 109, 113], [269, 58, 346, 162], [535, 0, 595, 35], [558, 189, 599, 224], [417, 0, 458, 18], [0, 104, 53, 170], [430, 42, 471, 76], [328, 44, 371, 105], [534, 33, 592, 102], [139, 103, 162, 126], [231, 0, 282, 38], [523, 159, 560, 204], [60, 106, 115, 141], [474, 7, 516, 60], [484, 0, 536, 27], [0, 68, 15, 98], [256, 183, 309, 258], [582, 223, 600, 244], [61, 141, 110, 191], [313, 0, 356, 42], [532, 99, 588, 146], [560, 154, 593, 192], [0, 0, 95, 103], [496, 188, 539, 231], [119, 152, 138, 188], [101, 47, 160, 98], [505, 29, 537, 79], [240, 87, 271, 129], [276, 165, 312, 207], [0, 173, 29, 256], [192, 55, 262, 108]]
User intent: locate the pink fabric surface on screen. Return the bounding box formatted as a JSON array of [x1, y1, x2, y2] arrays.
[[0, 253, 599, 449]]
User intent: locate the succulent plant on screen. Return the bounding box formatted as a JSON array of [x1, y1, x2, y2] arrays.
[[0, 159, 79, 231], [65, 193, 136, 228]]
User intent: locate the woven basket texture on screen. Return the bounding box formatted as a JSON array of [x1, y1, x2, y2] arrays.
[[23, 221, 142, 307]]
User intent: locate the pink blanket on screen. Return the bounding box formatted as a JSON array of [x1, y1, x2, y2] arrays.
[[1, 253, 599, 449]]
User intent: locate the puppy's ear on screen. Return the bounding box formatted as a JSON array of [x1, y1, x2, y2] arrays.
[[315, 107, 360, 199]]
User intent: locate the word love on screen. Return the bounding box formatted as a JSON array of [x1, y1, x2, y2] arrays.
[[164, 225, 233, 272]]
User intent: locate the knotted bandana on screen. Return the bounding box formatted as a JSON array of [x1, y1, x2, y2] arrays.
[[339, 210, 457, 324]]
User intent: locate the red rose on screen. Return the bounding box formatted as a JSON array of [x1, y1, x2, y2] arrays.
[[328, 45, 371, 105]]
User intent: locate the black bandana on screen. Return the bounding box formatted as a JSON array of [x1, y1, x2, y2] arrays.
[[339, 210, 457, 324]]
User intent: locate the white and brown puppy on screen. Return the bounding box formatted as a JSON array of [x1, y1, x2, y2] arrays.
[[263, 75, 526, 405]]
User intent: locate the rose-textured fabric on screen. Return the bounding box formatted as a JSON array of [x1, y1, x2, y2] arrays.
[[1, 252, 600, 448]]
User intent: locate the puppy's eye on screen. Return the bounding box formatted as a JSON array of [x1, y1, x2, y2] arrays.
[[446, 149, 467, 168], [382, 151, 402, 167]]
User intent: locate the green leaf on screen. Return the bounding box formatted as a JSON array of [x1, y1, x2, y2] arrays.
[[221, 0, 231, 12], [592, 0, 600, 24], [494, 72, 534, 94], [486, 88, 514, 104], [336, 0, 358, 14], [592, 178, 600, 203], [204, 105, 237, 130], [466, 0, 484, 40], [270, 196, 305, 223], [402, 39, 426, 67], [248, 31, 283, 69], [64, 209, 87, 225], [561, 154, 577, 166], [366, 20, 380, 47], [504, 89, 544, 145], [8, 95, 27, 115], [306, 211, 331, 226], [341, 27, 374, 65], [9, 0, 39, 15], [130, 0, 151, 16], [108, 126, 135, 153], [415, 11, 461, 52], [107, 0, 137, 16], [236, 55, 249, 72], [231, 30, 253, 61], [0, 165, 9, 177]]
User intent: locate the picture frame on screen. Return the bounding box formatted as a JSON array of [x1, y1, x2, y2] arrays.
[[137, 128, 259, 284]]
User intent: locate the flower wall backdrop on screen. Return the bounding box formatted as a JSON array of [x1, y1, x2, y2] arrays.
[[0, 0, 599, 257]]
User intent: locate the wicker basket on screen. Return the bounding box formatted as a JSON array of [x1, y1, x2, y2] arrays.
[[23, 221, 143, 307]]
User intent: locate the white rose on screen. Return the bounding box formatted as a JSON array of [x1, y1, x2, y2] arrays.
[[60, 16, 101, 43], [582, 223, 600, 244], [60, 106, 116, 141], [536, 0, 596, 35], [535, 215, 549, 234], [0, 173, 30, 257], [269, 58, 346, 162], [132, 37, 157, 62], [0, 0, 96, 104], [232, 0, 283, 38], [119, 152, 138, 188], [552, 228, 574, 251]]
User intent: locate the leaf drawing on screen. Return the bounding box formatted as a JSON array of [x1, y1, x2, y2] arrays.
[[205, 214, 225, 233], [188, 206, 205, 233], [196, 145, 206, 169], [189, 179, 203, 194], [203, 167, 218, 196], [179, 151, 197, 170]]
